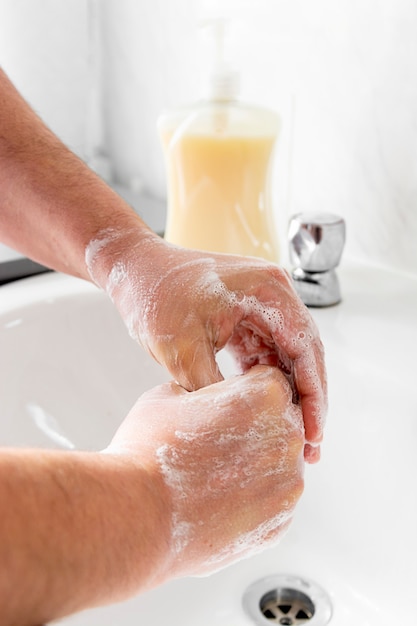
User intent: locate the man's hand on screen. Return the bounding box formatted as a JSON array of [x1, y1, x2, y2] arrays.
[[87, 230, 327, 463], [107, 365, 305, 578]]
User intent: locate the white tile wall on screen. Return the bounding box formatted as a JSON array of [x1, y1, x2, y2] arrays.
[[1, 0, 416, 275]]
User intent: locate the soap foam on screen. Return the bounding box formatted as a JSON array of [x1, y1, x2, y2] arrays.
[[106, 260, 128, 299], [201, 507, 294, 572], [85, 228, 123, 282], [155, 373, 303, 575]]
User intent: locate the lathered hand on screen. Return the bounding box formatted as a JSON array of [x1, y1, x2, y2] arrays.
[[87, 230, 327, 463], [107, 365, 305, 579]]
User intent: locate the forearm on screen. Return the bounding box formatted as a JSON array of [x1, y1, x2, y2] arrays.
[[0, 68, 155, 280], [0, 448, 170, 625]]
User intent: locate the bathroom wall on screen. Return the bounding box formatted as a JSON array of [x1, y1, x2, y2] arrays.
[[1, 0, 416, 275]]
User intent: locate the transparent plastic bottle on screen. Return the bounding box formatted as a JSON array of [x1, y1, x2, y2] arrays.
[[158, 19, 281, 262]]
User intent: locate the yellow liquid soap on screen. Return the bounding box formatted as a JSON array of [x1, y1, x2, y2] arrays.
[[159, 103, 281, 263]]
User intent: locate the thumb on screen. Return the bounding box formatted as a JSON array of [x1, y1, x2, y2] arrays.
[[169, 339, 224, 391]]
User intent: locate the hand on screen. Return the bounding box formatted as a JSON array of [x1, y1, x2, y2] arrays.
[[106, 365, 305, 578], [86, 230, 327, 463]]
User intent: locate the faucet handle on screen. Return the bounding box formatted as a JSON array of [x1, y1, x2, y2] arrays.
[[288, 212, 346, 307], [288, 212, 346, 273]]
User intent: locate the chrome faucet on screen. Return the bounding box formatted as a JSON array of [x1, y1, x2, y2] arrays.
[[288, 212, 346, 307]]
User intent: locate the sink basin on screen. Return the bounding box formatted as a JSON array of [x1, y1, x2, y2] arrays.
[[0, 265, 416, 625]]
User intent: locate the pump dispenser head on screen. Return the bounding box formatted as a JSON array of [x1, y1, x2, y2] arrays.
[[200, 17, 240, 101]]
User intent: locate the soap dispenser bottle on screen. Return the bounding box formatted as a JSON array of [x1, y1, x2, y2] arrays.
[[158, 18, 281, 262]]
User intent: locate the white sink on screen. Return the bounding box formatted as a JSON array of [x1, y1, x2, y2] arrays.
[[0, 265, 416, 626]]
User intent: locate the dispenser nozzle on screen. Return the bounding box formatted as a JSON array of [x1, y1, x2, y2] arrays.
[[203, 17, 227, 67], [199, 17, 240, 101]]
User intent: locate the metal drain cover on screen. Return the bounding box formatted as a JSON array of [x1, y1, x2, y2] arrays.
[[243, 574, 332, 625], [261, 587, 314, 624]]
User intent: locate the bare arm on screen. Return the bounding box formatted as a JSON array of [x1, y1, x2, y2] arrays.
[[0, 367, 304, 625], [0, 448, 170, 626], [0, 67, 154, 278]]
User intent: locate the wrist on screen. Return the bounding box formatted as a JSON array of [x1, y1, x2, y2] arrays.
[[94, 451, 173, 597], [85, 222, 160, 291], [85, 226, 171, 349]]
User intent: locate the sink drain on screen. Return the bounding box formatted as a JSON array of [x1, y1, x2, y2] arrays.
[[260, 587, 314, 624], [243, 574, 332, 626]]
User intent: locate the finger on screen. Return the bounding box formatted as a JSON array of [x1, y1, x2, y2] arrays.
[[230, 322, 327, 445], [293, 341, 327, 446], [163, 338, 224, 392], [304, 443, 321, 464], [225, 323, 277, 371]]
